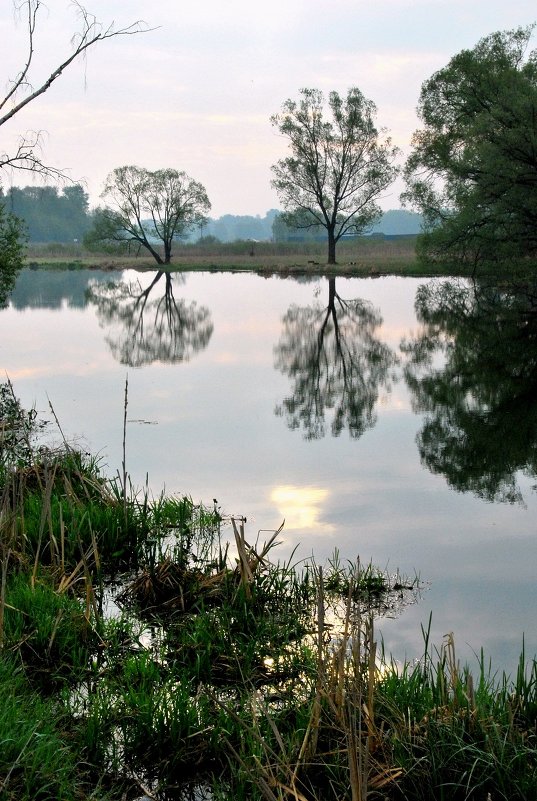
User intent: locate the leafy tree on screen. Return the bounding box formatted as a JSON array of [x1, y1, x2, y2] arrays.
[[0, 202, 26, 308], [271, 88, 399, 264], [272, 211, 326, 243], [83, 207, 137, 256], [4, 184, 91, 242], [402, 278, 537, 502], [86, 271, 213, 366], [91, 166, 211, 264], [403, 26, 537, 267], [274, 278, 398, 438]]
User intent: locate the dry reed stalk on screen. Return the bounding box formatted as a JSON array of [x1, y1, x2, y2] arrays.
[[443, 631, 460, 699], [254, 519, 285, 565], [0, 545, 9, 650], [31, 461, 57, 587], [291, 564, 325, 786], [122, 374, 129, 525], [311, 564, 325, 752], [231, 517, 254, 598], [77, 535, 100, 625]]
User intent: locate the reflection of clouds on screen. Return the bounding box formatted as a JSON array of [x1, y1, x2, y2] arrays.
[[213, 352, 242, 364], [5, 360, 112, 380], [270, 485, 334, 534], [379, 389, 411, 411]]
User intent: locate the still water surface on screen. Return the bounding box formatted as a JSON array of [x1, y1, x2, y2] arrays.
[[2, 267, 536, 673]]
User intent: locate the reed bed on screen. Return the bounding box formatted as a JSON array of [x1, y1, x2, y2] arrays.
[[0, 381, 535, 801]]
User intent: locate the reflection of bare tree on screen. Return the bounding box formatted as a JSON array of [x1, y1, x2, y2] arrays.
[[86, 271, 213, 366], [402, 279, 537, 503], [274, 278, 398, 439]]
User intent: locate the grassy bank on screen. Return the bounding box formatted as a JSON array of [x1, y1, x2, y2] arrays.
[[1, 382, 536, 801], [24, 237, 432, 277], [24, 238, 537, 281]]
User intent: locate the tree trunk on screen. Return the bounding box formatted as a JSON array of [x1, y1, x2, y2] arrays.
[[164, 239, 172, 264], [327, 229, 337, 264]]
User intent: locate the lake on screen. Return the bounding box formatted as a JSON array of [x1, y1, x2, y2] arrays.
[[2, 266, 536, 675]]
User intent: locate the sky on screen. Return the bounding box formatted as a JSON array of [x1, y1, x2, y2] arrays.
[[1, 0, 536, 218]]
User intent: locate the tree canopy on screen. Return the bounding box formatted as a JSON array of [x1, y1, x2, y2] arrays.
[[0, 202, 25, 308], [404, 26, 537, 267], [1, 184, 91, 242], [271, 88, 399, 264], [89, 166, 211, 264]]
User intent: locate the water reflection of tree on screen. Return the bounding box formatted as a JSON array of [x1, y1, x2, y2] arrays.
[[274, 278, 398, 439], [86, 271, 213, 366], [9, 268, 112, 310], [402, 279, 537, 503]]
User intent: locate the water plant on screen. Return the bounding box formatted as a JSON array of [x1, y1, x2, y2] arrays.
[[1, 384, 535, 800]]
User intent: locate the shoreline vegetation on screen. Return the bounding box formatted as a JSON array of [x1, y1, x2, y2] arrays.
[[25, 237, 424, 277], [23, 237, 537, 281], [1, 381, 536, 801]]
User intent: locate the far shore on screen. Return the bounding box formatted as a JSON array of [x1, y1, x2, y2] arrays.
[[23, 237, 536, 279], [24, 236, 425, 276]]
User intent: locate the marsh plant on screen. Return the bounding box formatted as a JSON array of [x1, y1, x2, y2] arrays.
[[0, 382, 535, 801]]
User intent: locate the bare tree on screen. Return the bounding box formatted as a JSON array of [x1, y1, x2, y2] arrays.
[[0, 0, 150, 179]]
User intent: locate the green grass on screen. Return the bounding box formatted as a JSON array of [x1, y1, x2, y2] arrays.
[[23, 237, 426, 277], [1, 385, 536, 800], [0, 657, 91, 801], [1, 574, 96, 683], [376, 637, 537, 800], [24, 237, 537, 280]]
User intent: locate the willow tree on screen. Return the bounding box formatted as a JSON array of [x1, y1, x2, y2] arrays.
[[93, 166, 211, 264], [271, 88, 399, 264], [403, 26, 537, 267]]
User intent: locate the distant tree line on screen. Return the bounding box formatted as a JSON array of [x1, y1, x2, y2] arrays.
[[0, 184, 92, 243], [2, 186, 422, 249], [271, 209, 423, 242], [193, 209, 279, 243]]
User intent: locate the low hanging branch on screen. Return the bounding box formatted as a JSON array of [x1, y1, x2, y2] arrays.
[[0, 0, 153, 177]]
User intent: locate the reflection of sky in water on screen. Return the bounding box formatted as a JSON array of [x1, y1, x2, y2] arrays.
[[1, 270, 536, 675], [270, 485, 334, 535]]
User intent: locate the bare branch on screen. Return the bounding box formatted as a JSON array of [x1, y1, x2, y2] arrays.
[[0, 1, 154, 177]]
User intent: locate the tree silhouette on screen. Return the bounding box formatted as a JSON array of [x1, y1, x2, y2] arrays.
[[86, 271, 213, 366], [274, 278, 398, 439], [402, 278, 537, 502]]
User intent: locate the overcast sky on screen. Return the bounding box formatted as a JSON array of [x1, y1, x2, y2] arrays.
[[1, 0, 535, 217]]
